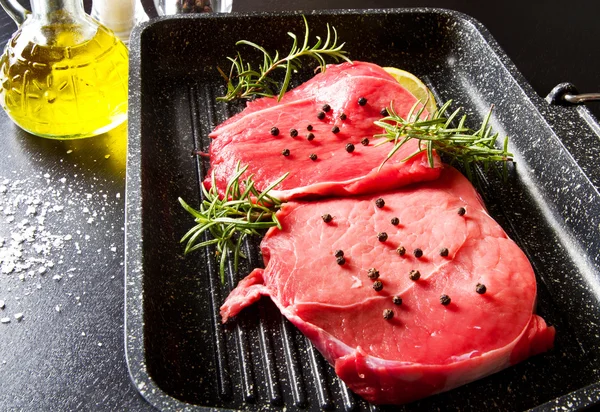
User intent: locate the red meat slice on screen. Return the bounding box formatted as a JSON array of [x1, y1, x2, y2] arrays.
[[206, 62, 441, 201], [221, 166, 555, 405]]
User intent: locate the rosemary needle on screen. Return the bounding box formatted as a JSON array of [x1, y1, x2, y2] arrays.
[[217, 15, 351, 102], [179, 163, 287, 282], [373, 100, 513, 181]]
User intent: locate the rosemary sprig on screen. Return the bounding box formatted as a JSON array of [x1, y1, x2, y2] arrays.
[[374, 100, 513, 181], [179, 163, 287, 282], [217, 15, 351, 102]]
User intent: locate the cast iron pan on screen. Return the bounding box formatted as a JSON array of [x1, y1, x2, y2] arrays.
[[125, 9, 600, 411]]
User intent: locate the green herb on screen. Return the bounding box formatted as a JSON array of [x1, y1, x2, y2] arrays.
[[179, 163, 287, 282], [374, 100, 513, 181], [217, 15, 351, 102]]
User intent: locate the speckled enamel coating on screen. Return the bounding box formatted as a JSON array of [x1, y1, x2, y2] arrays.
[[125, 9, 600, 411]]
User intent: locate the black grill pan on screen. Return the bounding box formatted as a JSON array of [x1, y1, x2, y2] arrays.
[[125, 9, 600, 411]]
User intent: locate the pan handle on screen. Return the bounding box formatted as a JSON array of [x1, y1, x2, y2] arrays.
[[546, 83, 600, 105]]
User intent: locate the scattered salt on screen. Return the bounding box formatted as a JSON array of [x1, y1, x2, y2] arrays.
[[59, 177, 66, 184], [98, 342, 103, 347], [1, 317, 10, 324], [52, 274, 62, 281], [66, 149, 73, 154], [63, 234, 72, 241], [116, 193, 121, 199], [14, 313, 23, 321], [0, 300, 4, 309], [81, 331, 86, 336], [110, 247, 117, 252], [55, 305, 61, 312], [38, 267, 46, 274]]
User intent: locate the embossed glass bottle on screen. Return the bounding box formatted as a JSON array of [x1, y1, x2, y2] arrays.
[[0, 0, 128, 139]]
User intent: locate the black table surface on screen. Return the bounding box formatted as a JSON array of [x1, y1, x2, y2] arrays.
[[0, 1, 598, 411]]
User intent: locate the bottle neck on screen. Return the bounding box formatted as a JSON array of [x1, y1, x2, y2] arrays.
[[23, 0, 98, 46], [30, 0, 87, 22]]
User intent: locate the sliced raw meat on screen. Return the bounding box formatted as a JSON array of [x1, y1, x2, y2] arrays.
[[212, 62, 398, 133], [221, 166, 555, 405], [207, 62, 441, 201]]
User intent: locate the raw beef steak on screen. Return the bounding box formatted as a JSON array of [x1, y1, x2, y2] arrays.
[[206, 62, 441, 201], [221, 166, 555, 405]]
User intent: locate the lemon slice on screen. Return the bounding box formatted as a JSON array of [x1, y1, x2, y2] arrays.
[[383, 67, 437, 115]]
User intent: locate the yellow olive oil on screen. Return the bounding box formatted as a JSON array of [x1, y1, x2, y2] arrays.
[[0, 24, 128, 139]]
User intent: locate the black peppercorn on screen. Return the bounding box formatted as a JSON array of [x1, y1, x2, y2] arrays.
[[282, 149, 290, 156], [375, 198, 385, 208], [322, 213, 332, 223], [361, 138, 369, 146], [307, 133, 315, 141], [307, 124, 313, 131], [392, 296, 403, 305], [270, 126, 279, 136], [409, 270, 420, 281], [377, 232, 388, 242], [440, 294, 451, 306], [317, 111, 325, 120], [358, 97, 367, 106], [367, 268, 380, 280], [337, 256, 346, 265], [476, 283, 487, 294], [383, 309, 394, 320], [322, 104, 331, 112], [331, 125, 340, 134], [290, 128, 298, 137], [309, 153, 317, 161], [345, 143, 355, 153], [458, 207, 466, 216], [440, 247, 449, 257], [380, 108, 389, 116], [334, 250, 344, 258], [373, 280, 383, 291], [391, 217, 400, 226], [397, 246, 406, 256], [413, 248, 423, 258], [339, 113, 347, 120]]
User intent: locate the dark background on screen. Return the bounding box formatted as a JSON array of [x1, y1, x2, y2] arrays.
[[0, 1, 597, 411]]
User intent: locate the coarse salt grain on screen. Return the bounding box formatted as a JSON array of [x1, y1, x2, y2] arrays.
[[14, 313, 23, 321], [1, 317, 10, 324]]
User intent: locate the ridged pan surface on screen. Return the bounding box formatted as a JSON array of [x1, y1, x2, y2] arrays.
[[125, 9, 600, 411]]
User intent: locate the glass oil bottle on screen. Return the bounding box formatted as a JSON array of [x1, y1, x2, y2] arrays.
[[0, 0, 129, 139]]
